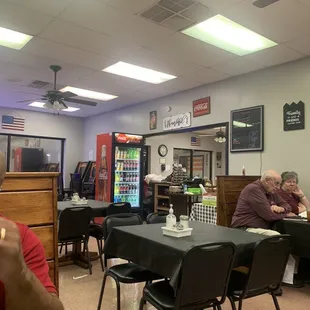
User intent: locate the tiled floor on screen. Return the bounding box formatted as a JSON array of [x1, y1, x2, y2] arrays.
[[59, 240, 310, 310]]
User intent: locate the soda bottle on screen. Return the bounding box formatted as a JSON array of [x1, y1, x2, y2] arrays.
[[120, 172, 123, 182], [98, 145, 108, 201]]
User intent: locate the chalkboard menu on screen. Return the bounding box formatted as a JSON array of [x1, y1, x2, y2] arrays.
[[231, 106, 264, 152], [283, 101, 305, 131]]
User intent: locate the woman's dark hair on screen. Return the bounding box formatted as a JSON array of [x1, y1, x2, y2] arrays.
[[281, 171, 299, 186]]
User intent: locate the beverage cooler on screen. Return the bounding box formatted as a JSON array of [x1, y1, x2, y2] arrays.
[[96, 132, 145, 212]]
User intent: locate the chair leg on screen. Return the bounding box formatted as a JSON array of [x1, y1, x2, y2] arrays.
[[238, 299, 243, 310], [65, 242, 68, 255], [139, 297, 145, 310], [271, 292, 281, 310], [59, 243, 63, 254], [217, 305, 222, 310], [97, 238, 104, 272], [115, 278, 121, 310], [97, 273, 108, 310], [228, 296, 237, 310], [84, 239, 92, 275]]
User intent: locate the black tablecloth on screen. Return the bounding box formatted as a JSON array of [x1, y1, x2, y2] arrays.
[[104, 222, 265, 290], [57, 200, 110, 218], [275, 219, 310, 259]]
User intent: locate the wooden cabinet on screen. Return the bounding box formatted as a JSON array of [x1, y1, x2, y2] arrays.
[[0, 172, 59, 291], [217, 175, 260, 227]]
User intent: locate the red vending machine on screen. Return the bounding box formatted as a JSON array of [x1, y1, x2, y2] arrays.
[[96, 132, 145, 212]]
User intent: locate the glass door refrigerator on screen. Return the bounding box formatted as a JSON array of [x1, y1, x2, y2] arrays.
[[96, 132, 144, 213]]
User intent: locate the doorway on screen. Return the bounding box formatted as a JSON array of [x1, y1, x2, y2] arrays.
[[174, 148, 212, 180]]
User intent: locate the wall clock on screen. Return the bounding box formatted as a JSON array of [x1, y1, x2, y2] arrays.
[[158, 144, 168, 157]]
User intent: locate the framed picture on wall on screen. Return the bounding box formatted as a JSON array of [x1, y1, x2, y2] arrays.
[[230, 105, 264, 153], [149, 111, 157, 130]]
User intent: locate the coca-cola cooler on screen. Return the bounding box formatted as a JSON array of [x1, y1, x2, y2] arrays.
[[96, 132, 145, 213]]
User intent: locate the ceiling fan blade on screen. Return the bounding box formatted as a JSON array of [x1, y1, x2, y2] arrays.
[[16, 99, 41, 103], [65, 98, 97, 107], [61, 91, 77, 99], [59, 100, 68, 109], [252, 0, 279, 8]]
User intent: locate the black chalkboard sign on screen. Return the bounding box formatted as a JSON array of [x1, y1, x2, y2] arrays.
[[230, 106, 264, 152], [283, 101, 305, 131]]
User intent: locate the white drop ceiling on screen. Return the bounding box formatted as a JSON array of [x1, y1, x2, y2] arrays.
[[0, 0, 310, 117]]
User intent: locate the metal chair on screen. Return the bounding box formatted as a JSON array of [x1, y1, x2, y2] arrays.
[[97, 213, 162, 310], [146, 212, 168, 224], [227, 235, 291, 310], [58, 206, 93, 275], [89, 202, 131, 271], [139, 242, 236, 310]]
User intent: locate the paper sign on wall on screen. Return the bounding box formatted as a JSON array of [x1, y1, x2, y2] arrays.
[[163, 112, 191, 131]]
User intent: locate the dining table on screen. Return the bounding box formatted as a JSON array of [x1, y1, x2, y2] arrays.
[[104, 222, 265, 290]]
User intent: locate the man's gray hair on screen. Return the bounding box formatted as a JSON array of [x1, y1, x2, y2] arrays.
[[261, 170, 274, 181], [281, 171, 299, 185]]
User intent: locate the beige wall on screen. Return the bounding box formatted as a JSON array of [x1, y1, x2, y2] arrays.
[[84, 56, 310, 196]]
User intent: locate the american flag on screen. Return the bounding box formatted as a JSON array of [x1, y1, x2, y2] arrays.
[[191, 136, 201, 146], [1, 115, 25, 131]]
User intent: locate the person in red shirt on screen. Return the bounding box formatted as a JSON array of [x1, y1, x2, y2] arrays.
[[0, 152, 64, 310], [278, 171, 310, 215]]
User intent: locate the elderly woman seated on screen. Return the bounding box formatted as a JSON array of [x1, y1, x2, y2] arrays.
[[278, 171, 310, 215]]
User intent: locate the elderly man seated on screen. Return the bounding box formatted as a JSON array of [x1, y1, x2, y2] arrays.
[[231, 170, 301, 292]]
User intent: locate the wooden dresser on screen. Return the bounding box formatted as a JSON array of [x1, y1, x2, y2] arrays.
[[217, 175, 260, 227], [0, 172, 59, 291]]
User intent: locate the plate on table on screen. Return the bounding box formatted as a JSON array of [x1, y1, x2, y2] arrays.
[[161, 226, 193, 238]]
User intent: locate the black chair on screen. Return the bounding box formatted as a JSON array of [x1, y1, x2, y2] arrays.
[[139, 242, 236, 310], [146, 212, 168, 224], [227, 235, 291, 310], [89, 202, 131, 271], [58, 206, 93, 275], [97, 213, 162, 310]]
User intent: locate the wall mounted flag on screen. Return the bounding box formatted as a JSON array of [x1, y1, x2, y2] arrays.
[[191, 136, 201, 146], [2, 115, 25, 131]]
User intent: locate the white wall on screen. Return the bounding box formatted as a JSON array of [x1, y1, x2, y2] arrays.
[[0, 107, 84, 186], [83, 56, 310, 195], [145, 132, 225, 181]]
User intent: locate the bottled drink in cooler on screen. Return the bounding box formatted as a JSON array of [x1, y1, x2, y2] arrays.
[[98, 145, 108, 201]]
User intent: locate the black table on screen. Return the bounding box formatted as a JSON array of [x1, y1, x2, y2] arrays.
[[57, 200, 110, 218], [275, 219, 310, 259], [104, 222, 265, 290]]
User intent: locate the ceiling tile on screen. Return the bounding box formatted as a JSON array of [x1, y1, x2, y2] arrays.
[[285, 34, 310, 55], [221, 0, 310, 43], [0, 46, 20, 62], [59, 0, 173, 46], [245, 44, 305, 67], [0, 0, 53, 35], [22, 37, 113, 71], [7, 0, 72, 17], [39, 20, 141, 58], [98, 0, 158, 14], [211, 58, 266, 76], [198, 0, 244, 11], [148, 32, 235, 67]]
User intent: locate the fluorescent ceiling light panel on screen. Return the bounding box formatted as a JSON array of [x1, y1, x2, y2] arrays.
[[0, 27, 33, 50], [60, 86, 118, 101], [102, 61, 177, 84], [28, 102, 80, 112], [182, 15, 277, 56]]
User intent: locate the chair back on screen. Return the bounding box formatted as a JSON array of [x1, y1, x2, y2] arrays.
[[146, 212, 168, 224], [58, 207, 92, 241], [106, 202, 131, 216], [103, 213, 143, 239], [175, 242, 236, 308], [242, 235, 291, 296]]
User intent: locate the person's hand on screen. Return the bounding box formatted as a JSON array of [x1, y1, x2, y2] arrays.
[[286, 212, 297, 217], [0, 218, 27, 284], [271, 205, 285, 213], [293, 186, 305, 198]]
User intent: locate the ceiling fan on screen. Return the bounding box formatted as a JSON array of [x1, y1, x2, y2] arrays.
[[198, 128, 227, 143], [17, 65, 97, 110], [252, 0, 280, 8]]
